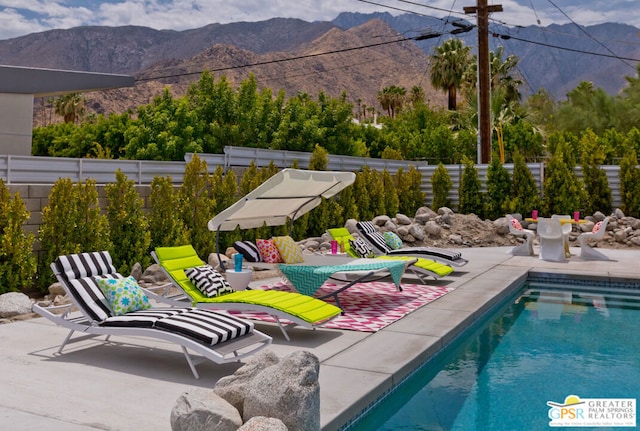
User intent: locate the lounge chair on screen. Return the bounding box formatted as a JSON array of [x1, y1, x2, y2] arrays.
[[537, 218, 567, 262], [327, 227, 454, 281], [149, 245, 342, 341], [354, 220, 468, 267], [32, 251, 272, 379], [506, 214, 535, 256], [578, 217, 610, 260]]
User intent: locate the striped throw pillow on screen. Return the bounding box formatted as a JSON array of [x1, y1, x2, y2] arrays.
[[185, 265, 234, 297]]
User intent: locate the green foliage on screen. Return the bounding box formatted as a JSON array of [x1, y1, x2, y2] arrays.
[[105, 170, 151, 274], [38, 178, 110, 290], [149, 176, 189, 249], [458, 157, 484, 216], [396, 166, 425, 215], [382, 169, 400, 217], [0, 181, 36, 293], [352, 171, 372, 221], [543, 141, 586, 216], [505, 150, 542, 216], [178, 154, 217, 257], [580, 130, 612, 215], [484, 156, 511, 219], [431, 163, 452, 210], [619, 149, 640, 217]]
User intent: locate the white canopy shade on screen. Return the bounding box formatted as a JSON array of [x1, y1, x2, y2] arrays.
[[208, 168, 356, 232]]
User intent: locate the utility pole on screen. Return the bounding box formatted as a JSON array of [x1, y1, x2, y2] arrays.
[[464, 0, 502, 164]]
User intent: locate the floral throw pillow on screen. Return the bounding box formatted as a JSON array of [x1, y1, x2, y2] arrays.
[[185, 265, 234, 297], [592, 221, 603, 233], [96, 276, 151, 316], [383, 231, 404, 250], [256, 239, 283, 263], [510, 218, 523, 231]]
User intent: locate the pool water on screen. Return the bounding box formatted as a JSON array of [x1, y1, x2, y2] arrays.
[[346, 279, 640, 430]]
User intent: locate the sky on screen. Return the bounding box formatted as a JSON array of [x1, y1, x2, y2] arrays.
[[0, 0, 639, 41]]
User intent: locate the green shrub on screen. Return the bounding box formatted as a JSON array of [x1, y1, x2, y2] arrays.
[[178, 154, 218, 257], [619, 149, 640, 217], [543, 141, 585, 215], [581, 130, 612, 215], [382, 169, 400, 216], [149, 176, 189, 249], [0, 180, 36, 293], [505, 150, 541, 216], [484, 155, 511, 219], [106, 170, 151, 274], [396, 166, 425, 215], [458, 157, 483, 216], [431, 163, 452, 210]]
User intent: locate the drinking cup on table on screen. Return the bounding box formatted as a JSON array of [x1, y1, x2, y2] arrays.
[[233, 253, 243, 272], [331, 240, 338, 254], [574, 211, 580, 222], [532, 210, 538, 221]]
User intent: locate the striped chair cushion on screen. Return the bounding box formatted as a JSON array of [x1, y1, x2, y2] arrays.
[[185, 265, 234, 297], [356, 221, 391, 253], [101, 308, 190, 328], [55, 252, 120, 322], [56, 251, 117, 280], [154, 309, 254, 345]]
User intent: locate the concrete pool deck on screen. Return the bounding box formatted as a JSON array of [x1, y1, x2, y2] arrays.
[[1, 246, 638, 430]]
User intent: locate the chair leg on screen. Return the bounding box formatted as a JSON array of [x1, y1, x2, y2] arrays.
[[180, 346, 200, 379], [580, 244, 609, 260]]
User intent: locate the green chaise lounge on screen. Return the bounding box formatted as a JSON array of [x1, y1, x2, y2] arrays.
[[327, 227, 455, 281], [149, 245, 342, 341]]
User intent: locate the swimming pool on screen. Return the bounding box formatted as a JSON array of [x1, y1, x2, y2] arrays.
[[344, 276, 640, 430]]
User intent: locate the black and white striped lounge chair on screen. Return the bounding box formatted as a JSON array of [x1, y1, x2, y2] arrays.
[[32, 251, 272, 379], [355, 220, 469, 267]]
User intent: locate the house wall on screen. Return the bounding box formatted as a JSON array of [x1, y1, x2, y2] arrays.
[[0, 93, 33, 156]]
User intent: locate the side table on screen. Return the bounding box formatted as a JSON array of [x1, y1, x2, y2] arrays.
[[225, 269, 253, 291]]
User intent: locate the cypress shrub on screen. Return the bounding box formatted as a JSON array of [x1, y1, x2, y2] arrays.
[[619, 149, 640, 217], [106, 170, 151, 274], [581, 130, 612, 215], [458, 157, 483, 216], [431, 163, 452, 210], [484, 155, 511, 219], [0, 180, 36, 293], [382, 169, 400, 217], [505, 150, 541, 216], [149, 176, 189, 249], [543, 141, 585, 215]]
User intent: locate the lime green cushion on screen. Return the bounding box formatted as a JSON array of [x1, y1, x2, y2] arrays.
[[327, 228, 359, 258]]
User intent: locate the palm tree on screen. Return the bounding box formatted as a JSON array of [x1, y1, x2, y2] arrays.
[[430, 38, 472, 111], [377, 85, 406, 118], [54, 93, 86, 124]]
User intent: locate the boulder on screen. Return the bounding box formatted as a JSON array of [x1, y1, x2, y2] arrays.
[[424, 220, 441, 236], [171, 389, 242, 431], [0, 292, 33, 318], [408, 223, 425, 241], [213, 350, 281, 416], [372, 215, 391, 226], [243, 351, 320, 431], [48, 282, 66, 297], [395, 213, 412, 225], [238, 417, 288, 431], [140, 264, 168, 284], [130, 262, 143, 280]]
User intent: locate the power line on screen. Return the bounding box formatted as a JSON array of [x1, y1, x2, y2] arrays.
[[492, 32, 640, 62]]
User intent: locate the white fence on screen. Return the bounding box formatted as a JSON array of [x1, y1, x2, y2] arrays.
[[0, 147, 624, 208]]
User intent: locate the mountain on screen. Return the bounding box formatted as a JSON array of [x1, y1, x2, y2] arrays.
[[1, 13, 638, 122], [332, 12, 640, 99]]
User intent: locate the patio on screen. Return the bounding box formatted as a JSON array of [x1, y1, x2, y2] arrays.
[[0, 246, 638, 431]]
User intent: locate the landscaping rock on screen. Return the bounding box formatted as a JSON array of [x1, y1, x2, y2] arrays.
[[238, 417, 288, 431], [171, 389, 242, 431], [213, 350, 281, 416], [423, 221, 440, 236], [0, 292, 33, 318], [140, 263, 168, 284], [243, 351, 320, 431], [395, 213, 412, 225], [130, 262, 142, 280]]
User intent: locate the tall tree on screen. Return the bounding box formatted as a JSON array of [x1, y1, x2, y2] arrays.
[[430, 39, 472, 111]]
